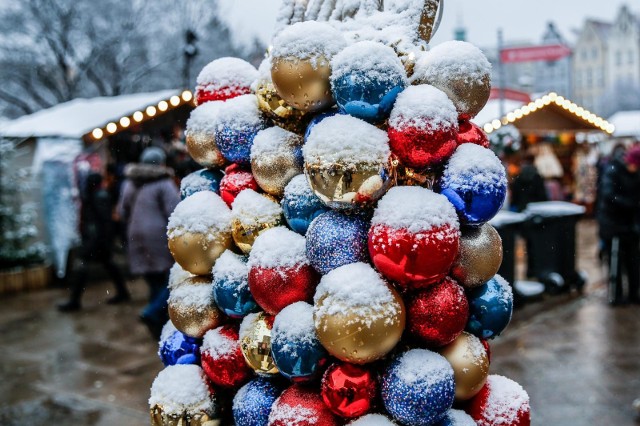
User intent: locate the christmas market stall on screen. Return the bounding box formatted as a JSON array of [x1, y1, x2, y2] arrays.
[[0, 89, 195, 284]]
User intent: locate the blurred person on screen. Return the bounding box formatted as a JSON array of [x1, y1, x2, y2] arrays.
[[597, 144, 640, 306], [117, 147, 180, 338], [510, 153, 548, 212], [58, 172, 129, 312]]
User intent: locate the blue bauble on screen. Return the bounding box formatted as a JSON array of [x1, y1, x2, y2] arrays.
[[382, 349, 455, 426], [217, 124, 264, 165], [180, 168, 224, 199], [212, 251, 260, 318], [271, 302, 327, 381], [332, 74, 404, 123], [282, 175, 330, 235], [466, 274, 513, 340], [304, 109, 340, 143], [158, 330, 201, 366], [233, 378, 284, 426], [435, 409, 476, 426], [306, 210, 370, 274], [438, 144, 507, 226]]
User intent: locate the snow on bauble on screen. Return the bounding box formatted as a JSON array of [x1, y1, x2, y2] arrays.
[[411, 40, 492, 120], [230, 189, 283, 254], [215, 94, 267, 166], [200, 325, 253, 388], [195, 57, 258, 104], [167, 276, 223, 339], [149, 364, 215, 417], [271, 21, 347, 112], [281, 174, 329, 235], [212, 250, 258, 319], [268, 384, 339, 426], [313, 262, 405, 364], [250, 126, 303, 197], [167, 191, 232, 275], [185, 101, 226, 168], [369, 186, 460, 288], [465, 375, 531, 426]]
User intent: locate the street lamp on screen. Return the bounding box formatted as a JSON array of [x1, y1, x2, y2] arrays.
[[183, 29, 198, 89]]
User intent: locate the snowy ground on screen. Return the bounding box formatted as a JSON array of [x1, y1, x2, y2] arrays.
[[1, 220, 639, 425]]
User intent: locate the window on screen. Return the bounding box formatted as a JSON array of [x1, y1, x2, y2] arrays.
[[587, 69, 593, 87], [616, 51, 622, 65], [629, 51, 634, 65], [592, 47, 598, 59], [581, 49, 588, 61]]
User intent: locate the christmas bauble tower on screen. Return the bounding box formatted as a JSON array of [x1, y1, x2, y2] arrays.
[[150, 1, 531, 425]]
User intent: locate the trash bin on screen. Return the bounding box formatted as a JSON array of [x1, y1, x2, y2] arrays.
[[489, 211, 526, 286], [522, 201, 587, 293]]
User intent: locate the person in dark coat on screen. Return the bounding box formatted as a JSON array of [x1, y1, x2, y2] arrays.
[[597, 144, 640, 305], [510, 153, 548, 212], [117, 147, 180, 338], [58, 172, 129, 311]]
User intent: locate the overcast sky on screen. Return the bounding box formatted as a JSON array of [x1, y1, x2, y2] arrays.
[[218, 0, 633, 49]]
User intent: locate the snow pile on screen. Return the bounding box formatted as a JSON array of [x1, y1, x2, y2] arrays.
[[168, 263, 193, 290], [394, 349, 454, 386], [231, 189, 282, 227], [201, 327, 238, 358], [371, 186, 459, 233], [524, 201, 586, 218], [271, 21, 347, 63], [304, 115, 390, 164], [149, 365, 213, 415], [389, 85, 458, 132], [180, 169, 218, 198], [283, 174, 314, 203], [314, 262, 399, 328], [348, 414, 396, 425], [167, 191, 231, 239], [196, 57, 258, 96], [479, 375, 530, 426], [159, 320, 178, 344], [251, 126, 302, 159], [272, 302, 316, 356], [444, 409, 476, 426], [215, 94, 264, 131], [186, 101, 222, 137], [256, 57, 272, 83], [268, 404, 318, 425], [442, 144, 507, 192], [331, 41, 407, 84], [493, 274, 514, 306], [248, 226, 308, 269], [168, 281, 214, 312], [239, 313, 262, 342], [212, 250, 248, 289], [411, 41, 491, 87]]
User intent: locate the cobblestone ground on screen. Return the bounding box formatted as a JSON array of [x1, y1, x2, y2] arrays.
[[0, 220, 639, 426]]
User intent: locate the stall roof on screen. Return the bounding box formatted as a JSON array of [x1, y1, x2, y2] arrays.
[[472, 92, 614, 136], [608, 110, 640, 138], [0, 89, 193, 139]]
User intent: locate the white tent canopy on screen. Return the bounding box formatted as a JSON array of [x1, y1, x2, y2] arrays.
[[0, 89, 179, 139], [608, 110, 640, 138]]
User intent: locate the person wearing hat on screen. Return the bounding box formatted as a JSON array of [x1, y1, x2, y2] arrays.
[[58, 171, 130, 311], [597, 144, 640, 305], [117, 147, 180, 338]]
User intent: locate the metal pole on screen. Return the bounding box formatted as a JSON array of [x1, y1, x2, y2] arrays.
[[498, 28, 506, 118]]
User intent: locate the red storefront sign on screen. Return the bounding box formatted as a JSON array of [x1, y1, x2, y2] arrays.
[[500, 44, 572, 63]]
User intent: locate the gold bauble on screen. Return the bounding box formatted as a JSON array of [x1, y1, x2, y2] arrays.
[[231, 217, 282, 254], [150, 404, 219, 426], [414, 73, 491, 120], [255, 79, 310, 134], [168, 276, 224, 339], [168, 230, 233, 276], [451, 224, 503, 289], [250, 132, 303, 197], [314, 285, 405, 364], [439, 332, 489, 401], [271, 56, 334, 112], [305, 160, 395, 210], [185, 132, 226, 169], [239, 312, 279, 375]]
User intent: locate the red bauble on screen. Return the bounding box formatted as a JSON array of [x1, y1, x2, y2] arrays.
[[201, 325, 253, 388], [482, 339, 492, 363], [321, 363, 377, 418], [219, 164, 259, 207], [195, 85, 251, 105], [388, 124, 457, 169], [465, 375, 531, 426], [368, 224, 460, 289], [269, 385, 339, 426], [248, 265, 319, 315], [406, 277, 469, 347], [457, 120, 490, 148]]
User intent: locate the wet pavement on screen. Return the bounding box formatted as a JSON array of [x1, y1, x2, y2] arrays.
[[1, 220, 639, 426]]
